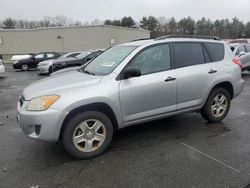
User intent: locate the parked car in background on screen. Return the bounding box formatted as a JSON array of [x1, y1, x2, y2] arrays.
[[228, 39, 248, 44], [18, 36, 244, 159], [37, 52, 83, 75], [52, 49, 104, 72], [0, 55, 5, 74], [230, 43, 250, 71], [13, 52, 60, 71]]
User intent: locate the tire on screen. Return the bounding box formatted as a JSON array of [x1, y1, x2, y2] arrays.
[[48, 66, 53, 74], [21, 64, 29, 71], [62, 111, 113, 159], [201, 88, 231, 123]]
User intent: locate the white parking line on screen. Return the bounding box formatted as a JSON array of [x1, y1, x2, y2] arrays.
[[181, 142, 240, 173]]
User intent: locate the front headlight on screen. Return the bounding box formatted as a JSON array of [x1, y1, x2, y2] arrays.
[[13, 61, 19, 64], [26, 95, 60, 111]]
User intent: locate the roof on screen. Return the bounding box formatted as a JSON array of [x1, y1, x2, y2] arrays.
[[0, 24, 150, 33]]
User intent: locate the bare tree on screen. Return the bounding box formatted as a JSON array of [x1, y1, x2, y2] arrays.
[[2, 18, 16, 29]]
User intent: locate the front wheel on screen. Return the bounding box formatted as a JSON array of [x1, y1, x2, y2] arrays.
[[48, 66, 53, 74], [21, 64, 29, 71], [62, 111, 113, 159], [201, 88, 231, 123]]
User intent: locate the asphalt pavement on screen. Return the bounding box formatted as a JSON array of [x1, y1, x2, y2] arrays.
[[1, 64, 250, 188]]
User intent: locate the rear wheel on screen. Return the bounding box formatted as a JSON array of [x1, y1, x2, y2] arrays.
[[62, 111, 113, 159], [21, 64, 29, 71], [201, 88, 231, 123]]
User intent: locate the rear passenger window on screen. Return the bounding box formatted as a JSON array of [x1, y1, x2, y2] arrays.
[[174, 43, 205, 68]]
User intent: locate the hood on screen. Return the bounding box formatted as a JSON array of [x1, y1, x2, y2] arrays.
[[38, 59, 54, 66], [23, 70, 102, 100]]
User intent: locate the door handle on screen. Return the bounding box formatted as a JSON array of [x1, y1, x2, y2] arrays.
[[165, 77, 176, 82], [208, 69, 217, 74]]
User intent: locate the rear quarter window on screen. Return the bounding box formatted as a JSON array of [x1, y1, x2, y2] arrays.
[[204, 42, 224, 62]]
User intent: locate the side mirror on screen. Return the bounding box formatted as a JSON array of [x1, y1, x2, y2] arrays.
[[123, 67, 141, 79], [239, 51, 246, 57]]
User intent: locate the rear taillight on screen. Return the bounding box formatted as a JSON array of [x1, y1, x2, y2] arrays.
[[233, 58, 242, 68]]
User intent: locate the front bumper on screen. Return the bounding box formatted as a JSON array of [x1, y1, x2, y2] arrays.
[[17, 100, 68, 142]]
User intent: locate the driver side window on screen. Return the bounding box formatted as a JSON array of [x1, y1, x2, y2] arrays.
[[128, 44, 171, 75]]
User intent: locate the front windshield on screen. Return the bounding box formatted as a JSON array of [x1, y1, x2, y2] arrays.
[[83, 46, 137, 75], [76, 51, 91, 59]]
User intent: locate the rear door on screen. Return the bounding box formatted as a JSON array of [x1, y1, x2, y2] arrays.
[[173, 42, 222, 110]]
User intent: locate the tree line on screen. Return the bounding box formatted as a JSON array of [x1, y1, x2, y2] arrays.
[[1, 16, 250, 39], [105, 16, 250, 39]]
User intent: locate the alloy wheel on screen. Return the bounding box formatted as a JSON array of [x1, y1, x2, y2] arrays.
[[73, 119, 106, 152], [21, 64, 29, 71], [211, 94, 228, 118]]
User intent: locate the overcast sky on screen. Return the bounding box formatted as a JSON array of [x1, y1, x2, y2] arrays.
[[0, 0, 250, 23]]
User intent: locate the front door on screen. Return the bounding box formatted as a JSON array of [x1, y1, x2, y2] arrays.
[[119, 44, 177, 123]]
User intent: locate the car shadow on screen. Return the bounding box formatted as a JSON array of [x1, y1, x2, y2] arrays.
[[38, 73, 50, 77], [0, 75, 7, 80], [21, 113, 231, 167], [14, 69, 37, 72], [112, 114, 230, 149]]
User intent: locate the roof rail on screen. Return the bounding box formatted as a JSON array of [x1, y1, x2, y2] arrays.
[[131, 38, 151, 42], [155, 35, 221, 41]]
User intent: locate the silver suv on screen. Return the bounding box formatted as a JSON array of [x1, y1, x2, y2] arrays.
[[17, 36, 244, 159]]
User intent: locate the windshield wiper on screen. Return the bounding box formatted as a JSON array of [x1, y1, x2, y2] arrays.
[[82, 69, 95, 75]]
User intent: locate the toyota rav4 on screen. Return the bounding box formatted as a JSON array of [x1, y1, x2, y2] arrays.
[[17, 36, 244, 159]]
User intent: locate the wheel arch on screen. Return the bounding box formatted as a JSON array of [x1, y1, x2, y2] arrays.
[[201, 81, 234, 110], [210, 81, 234, 99], [59, 102, 118, 140]]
